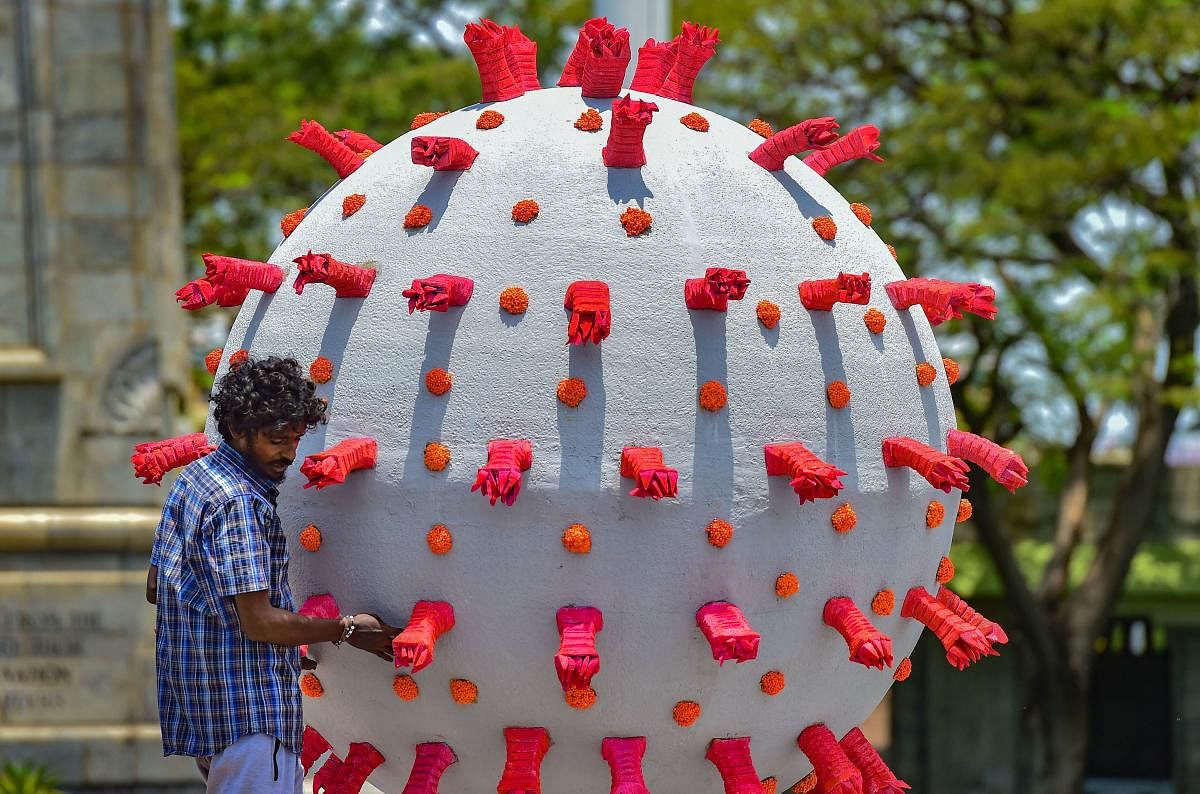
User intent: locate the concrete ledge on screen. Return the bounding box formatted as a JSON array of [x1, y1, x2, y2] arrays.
[[0, 507, 158, 552], [0, 724, 198, 786]]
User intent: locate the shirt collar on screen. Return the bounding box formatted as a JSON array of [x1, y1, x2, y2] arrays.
[[213, 441, 280, 504]]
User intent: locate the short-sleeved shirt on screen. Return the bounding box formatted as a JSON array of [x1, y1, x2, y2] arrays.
[[151, 440, 302, 757]]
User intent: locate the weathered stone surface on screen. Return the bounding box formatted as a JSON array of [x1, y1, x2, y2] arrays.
[[52, 6, 123, 57], [58, 217, 135, 271], [0, 384, 59, 503], [56, 114, 129, 164], [56, 57, 128, 116], [61, 166, 133, 217]]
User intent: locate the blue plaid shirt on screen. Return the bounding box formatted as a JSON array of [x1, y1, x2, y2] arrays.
[[151, 441, 302, 757]]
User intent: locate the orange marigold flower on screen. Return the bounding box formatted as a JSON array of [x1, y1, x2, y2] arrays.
[[886, 243, 898, 261], [499, 286, 529, 314], [299, 672, 324, 698], [309, 356, 333, 384], [936, 556, 956, 584], [229, 349, 250, 369], [620, 206, 652, 237], [393, 674, 419, 701], [410, 110, 447, 130], [748, 118, 774, 138], [864, 307, 887, 334], [204, 347, 223, 375], [476, 109, 504, 129], [425, 368, 452, 395], [915, 362, 937, 387], [812, 216, 837, 241], [926, 500, 946, 529], [299, 524, 322, 552], [871, 589, 895, 616], [893, 657, 913, 682], [943, 356, 961, 385], [450, 678, 478, 704], [761, 777, 778, 794], [511, 199, 540, 223], [794, 772, 818, 793], [557, 377, 587, 408], [957, 498, 973, 523], [565, 686, 597, 710], [424, 442, 451, 472], [831, 503, 857, 534], [342, 193, 366, 218], [850, 202, 873, 226], [705, 519, 733, 548], [281, 208, 307, 237], [404, 204, 433, 229], [698, 380, 727, 411], [826, 380, 851, 409], [680, 112, 710, 132], [672, 700, 701, 727], [775, 571, 799, 599], [756, 299, 781, 329], [759, 670, 786, 696], [562, 523, 592, 554], [426, 524, 453, 555], [574, 108, 603, 131]]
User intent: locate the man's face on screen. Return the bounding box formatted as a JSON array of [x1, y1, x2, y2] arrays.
[[237, 425, 306, 482]]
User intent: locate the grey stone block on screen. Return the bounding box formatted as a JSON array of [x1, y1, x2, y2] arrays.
[[56, 114, 129, 165], [55, 58, 127, 117], [57, 217, 134, 271], [0, 383, 59, 504], [53, 7, 123, 58], [61, 166, 132, 217]]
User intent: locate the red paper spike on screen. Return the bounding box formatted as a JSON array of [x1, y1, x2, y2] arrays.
[[559, 17, 611, 86], [763, 441, 847, 503], [564, 280, 612, 345], [797, 724, 863, 794], [902, 587, 993, 670], [411, 136, 479, 171], [300, 438, 377, 490], [176, 254, 285, 310], [630, 38, 677, 92], [313, 742, 385, 794], [946, 429, 1028, 491], [498, 727, 551, 794], [402, 274, 475, 314], [936, 586, 1009, 645], [839, 727, 909, 794], [582, 25, 631, 98], [802, 125, 884, 176], [799, 272, 872, 311], [298, 593, 340, 663], [657, 22, 720, 103], [393, 600, 456, 673], [401, 742, 458, 794], [602, 737, 650, 794], [464, 19, 524, 102], [504, 25, 541, 91], [602, 94, 659, 167], [470, 439, 533, 507], [705, 737, 762, 794], [555, 606, 603, 692], [685, 267, 751, 311], [302, 726, 333, 775], [823, 597, 894, 670], [882, 437, 970, 493], [749, 117, 841, 171], [174, 279, 248, 310], [695, 601, 760, 664], [131, 432, 215, 485], [885, 277, 997, 326], [288, 119, 362, 179], [620, 446, 679, 500], [335, 129, 382, 153], [292, 251, 376, 298]]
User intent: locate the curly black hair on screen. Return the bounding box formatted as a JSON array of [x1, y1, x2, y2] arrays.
[[211, 355, 328, 441]]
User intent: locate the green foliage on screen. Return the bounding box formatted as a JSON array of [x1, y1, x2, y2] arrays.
[[0, 762, 63, 794]]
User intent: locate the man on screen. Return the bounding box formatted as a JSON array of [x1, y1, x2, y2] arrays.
[[146, 356, 396, 792]]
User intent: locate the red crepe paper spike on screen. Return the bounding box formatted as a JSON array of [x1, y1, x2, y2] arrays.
[[498, 727, 551, 794], [564, 280, 612, 345], [802, 125, 884, 177], [464, 19, 524, 102], [300, 437, 377, 490], [685, 267, 751, 311], [582, 25, 631, 98], [575, 108, 604, 131], [799, 272, 871, 311], [302, 726, 332, 775], [936, 586, 1009, 646], [504, 25, 541, 91], [335, 129, 382, 153], [298, 592, 340, 662], [559, 17, 611, 86], [763, 441, 847, 504], [748, 117, 840, 171], [411, 136, 479, 171], [393, 600, 456, 673], [603, 94, 659, 167], [902, 587, 994, 670], [884, 277, 997, 326], [174, 280, 245, 310], [403, 273, 475, 313], [695, 601, 760, 664], [204, 253, 284, 294], [946, 429, 1029, 491], [839, 728, 909, 794], [471, 439, 533, 507], [823, 597, 894, 669], [313, 742, 385, 794], [658, 22, 720, 104], [555, 606, 603, 692], [796, 724, 862, 794], [602, 736, 650, 794], [401, 742, 457, 794], [882, 436, 970, 493], [620, 446, 679, 499], [288, 119, 362, 179], [630, 38, 677, 92], [281, 208, 307, 237], [131, 432, 215, 485], [705, 737, 762, 794], [292, 251, 376, 298]]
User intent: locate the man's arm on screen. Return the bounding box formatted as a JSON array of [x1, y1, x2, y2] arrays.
[[232, 591, 396, 658], [146, 565, 157, 605]]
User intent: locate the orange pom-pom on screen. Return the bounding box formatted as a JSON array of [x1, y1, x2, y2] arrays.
[[557, 377, 587, 408], [299, 672, 324, 698], [426, 524, 453, 555], [871, 589, 895, 616], [831, 503, 857, 534], [698, 380, 727, 411], [450, 678, 478, 704], [204, 347, 223, 375], [915, 362, 938, 387], [393, 674, 419, 701], [936, 556, 956, 584], [476, 109, 504, 129], [759, 671, 786, 696], [425, 368, 452, 396], [747, 118, 774, 138], [957, 498, 973, 523], [893, 657, 913, 682], [511, 199, 540, 224], [565, 686, 597, 710], [886, 243, 898, 261], [826, 380, 851, 409], [620, 206, 652, 237], [342, 193, 365, 218], [864, 307, 887, 334], [705, 519, 733, 548], [775, 571, 799, 599], [410, 111, 447, 130], [499, 286, 529, 314], [794, 772, 818, 793], [672, 700, 701, 727], [404, 204, 433, 229], [943, 356, 961, 385], [281, 208, 307, 237], [424, 442, 451, 472], [812, 216, 837, 241], [761, 777, 778, 794], [309, 356, 333, 384], [228, 349, 249, 369], [680, 112, 710, 132], [562, 523, 592, 554], [850, 202, 873, 226], [299, 524, 322, 552], [756, 300, 781, 329], [926, 500, 946, 528], [574, 108, 603, 131]]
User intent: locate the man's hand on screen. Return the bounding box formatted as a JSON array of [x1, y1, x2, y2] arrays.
[[347, 613, 398, 662]]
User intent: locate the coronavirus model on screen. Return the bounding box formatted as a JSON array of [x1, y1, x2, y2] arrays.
[[140, 16, 1028, 793]]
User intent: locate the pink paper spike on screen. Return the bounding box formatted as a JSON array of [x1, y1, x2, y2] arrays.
[[885, 277, 997, 326], [174, 278, 250, 310], [300, 438, 378, 490], [705, 737, 761, 794], [401, 742, 457, 794], [131, 432, 216, 485], [582, 25, 631, 98], [555, 607, 603, 692], [393, 600, 456, 673], [749, 117, 841, 171], [797, 724, 863, 794], [504, 25, 541, 91], [882, 437, 970, 493], [902, 587, 993, 670], [839, 727, 910, 793], [298, 593, 340, 662], [695, 601, 760, 664], [620, 446, 679, 499], [823, 597, 894, 670], [292, 251, 376, 298], [498, 727, 551, 794], [657, 21, 720, 103], [558, 17, 611, 86], [685, 267, 751, 311], [402, 274, 475, 313], [799, 272, 872, 311], [411, 135, 479, 171], [564, 280, 612, 345], [763, 441, 847, 504], [601, 737, 650, 794], [602, 94, 659, 167], [288, 119, 363, 179], [335, 129, 382, 153], [803, 125, 884, 176], [946, 429, 1028, 491], [313, 742, 385, 794], [464, 19, 524, 102], [630, 38, 677, 92], [470, 439, 533, 507], [202, 254, 285, 294], [936, 586, 1009, 645], [301, 726, 332, 775]]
